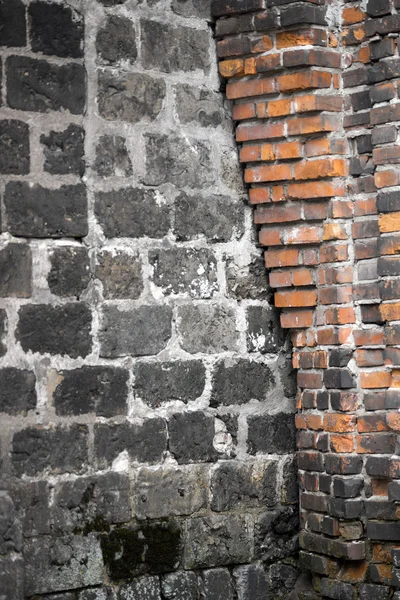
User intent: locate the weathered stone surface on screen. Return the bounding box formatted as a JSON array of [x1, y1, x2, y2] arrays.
[[10, 480, 50, 537], [234, 564, 269, 600], [134, 360, 206, 407], [52, 472, 131, 533], [12, 424, 88, 476], [174, 193, 244, 243], [220, 145, 245, 192], [282, 457, 298, 505], [0, 120, 29, 174], [169, 412, 215, 464], [17, 303, 92, 358], [178, 305, 238, 353], [28, 1, 83, 58], [94, 135, 132, 177], [0, 309, 6, 356], [141, 20, 210, 73], [135, 465, 208, 519], [97, 0, 128, 4], [98, 71, 165, 123], [7, 56, 85, 114], [171, 0, 212, 19], [94, 419, 168, 467], [0, 0, 26, 47], [211, 460, 277, 511], [96, 16, 137, 64], [200, 568, 234, 600], [246, 306, 284, 353], [184, 515, 252, 568], [175, 84, 229, 128], [100, 305, 171, 357], [41, 125, 85, 176], [0, 243, 32, 297], [48, 247, 90, 297], [120, 576, 161, 600], [269, 562, 298, 598], [95, 188, 170, 238], [247, 413, 296, 455], [0, 555, 24, 600], [210, 359, 275, 407], [150, 248, 218, 298], [5, 182, 88, 238], [0, 493, 22, 554], [95, 250, 143, 299], [0, 368, 36, 415], [78, 589, 117, 600], [143, 133, 215, 188], [161, 571, 198, 600], [24, 534, 103, 594], [254, 507, 299, 562], [53, 366, 128, 417], [226, 254, 269, 300]]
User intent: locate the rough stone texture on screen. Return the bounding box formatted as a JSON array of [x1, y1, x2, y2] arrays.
[[161, 571, 198, 600], [211, 359, 275, 407], [248, 413, 297, 455], [0, 244, 32, 298], [0, 493, 22, 554], [41, 125, 85, 176], [94, 135, 132, 177], [95, 250, 143, 299], [0, 555, 24, 600], [246, 307, 285, 354], [0, 0, 26, 47], [199, 568, 234, 600], [0, 368, 36, 415], [120, 576, 161, 600], [28, 1, 84, 58], [169, 412, 215, 464], [47, 246, 90, 298], [234, 564, 269, 600], [178, 305, 239, 353], [0, 120, 29, 174], [0, 310, 6, 357], [96, 16, 137, 64], [175, 84, 229, 128]]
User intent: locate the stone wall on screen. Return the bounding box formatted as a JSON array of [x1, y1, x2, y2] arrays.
[[0, 1, 297, 598]]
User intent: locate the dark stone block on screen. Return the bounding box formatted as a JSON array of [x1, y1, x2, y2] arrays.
[[0, 555, 24, 600], [351, 91, 371, 112], [360, 584, 389, 600], [212, 0, 265, 16], [161, 571, 198, 600], [120, 576, 162, 600], [12, 424, 88, 476], [94, 419, 168, 467], [281, 4, 326, 26], [269, 562, 298, 597], [0, 120, 29, 174], [254, 506, 298, 562], [200, 568, 234, 600], [169, 412, 215, 464], [48, 246, 90, 297], [328, 498, 364, 519], [41, 124, 85, 175], [356, 134, 372, 154], [282, 457, 298, 504], [246, 306, 284, 353], [17, 303, 92, 357], [95, 188, 170, 238], [29, 1, 83, 58], [226, 254, 268, 300], [96, 16, 137, 63], [234, 564, 268, 600], [99, 305, 172, 357], [0, 243, 32, 297], [96, 250, 143, 299], [0, 493, 22, 553], [0, 0, 26, 47], [94, 135, 132, 177], [367, 0, 390, 16], [329, 348, 353, 368], [247, 413, 296, 454], [211, 359, 275, 406], [172, 0, 211, 18], [134, 360, 206, 407], [79, 589, 117, 600], [7, 56, 85, 114], [0, 368, 36, 415], [320, 579, 355, 600], [53, 366, 128, 417], [5, 182, 87, 238], [10, 480, 50, 537]]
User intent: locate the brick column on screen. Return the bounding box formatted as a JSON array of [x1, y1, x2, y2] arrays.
[[212, 0, 400, 598]]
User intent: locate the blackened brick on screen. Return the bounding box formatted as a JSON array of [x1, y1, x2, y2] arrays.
[[248, 413, 296, 455], [17, 303, 92, 358], [5, 182, 87, 238], [367, 521, 400, 541], [0, 244, 32, 298], [169, 412, 215, 463], [41, 125, 84, 175], [333, 477, 363, 499], [356, 135, 372, 154], [0, 368, 36, 415], [377, 190, 400, 213], [370, 83, 396, 104], [323, 369, 355, 389], [366, 0, 390, 17], [7, 56, 85, 114], [53, 366, 129, 417], [325, 455, 363, 475], [12, 424, 88, 476], [366, 14, 400, 36], [29, 1, 83, 58], [370, 38, 396, 61], [351, 91, 371, 112], [0, 0, 26, 47], [280, 4, 326, 26], [48, 246, 90, 297], [0, 120, 29, 174], [372, 125, 397, 146], [134, 361, 206, 407]]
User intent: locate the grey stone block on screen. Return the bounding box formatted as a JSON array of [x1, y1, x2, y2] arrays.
[[247, 413, 296, 455], [0, 243, 32, 298], [0, 368, 36, 415], [320, 579, 355, 600], [254, 507, 299, 562], [150, 248, 218, 298], [169, 412, 215, 464], [210, 359, 275, 407], [94, 135, 132, 177], [78, 589, 117, 600], [178, 305, 238, 354], [0, 310, 6, 357], [96, 250, 143, 299], [175, 84, 228, 128], [41, 125, 85, 176], [0, 119, 29, 174], [200, 568, 233, 600], [269, 562, 298, 597], [234, 564, 268, 600], [99, 305, 172, 357], [135, 465, 207, 519], [48, 246, 90, 297], [246, 306, 284, 353], [0, 492, 22, 554], [98, 71, 165, 123], [0, 555, 24, 600], [360, 584, 389, 600], [171, 0, 212, 18], [96, 16, 137, 64], [161, 571, 198, 600], [10, 480, 50, 537], [120, 576, 161, 600], [226, 254, 268, 300], [24, 534, 103, 594]]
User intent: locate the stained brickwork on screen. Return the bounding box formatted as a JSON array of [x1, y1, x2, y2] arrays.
[[0, 1, 297, 599]]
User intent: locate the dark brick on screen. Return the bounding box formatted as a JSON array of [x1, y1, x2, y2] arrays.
[[29, 1, 83, 58], [366, 14, 400, 36], [53, 366, 128, 417], [134, 361, 206, 407], [366, 0, 391, 16], [343, 67, 368, 88], [370, 83, 396, 104], [351, 91, 371, 112], [367, 521, 400, 541], [48, 246, 90, 297], [329, 349, 353, 368], [297, 451, 324, 472], [94, 419, 167, 467], [280, 4, 326, 26], [0, 368, 36, 415], [141, 20, 210, 73], [17, 303, 92, 358], [7, 56, 85, 114], [365, 456, 391, 477], [99, 305, 172, 358], [333, 477, 363, 499], [356, 134, 372, 154], [247, 413, 296, 455], [216, 13, 255, 36], [0, 0, 26, 47], [95, 250, 142, 299], [325, 454, 363, 475], [370, 38, 396, 61], [323, 369, 355, 389], [0, 120, 29, 174], [12, 424, 88, 476], [5, 182, 87, 238], [365, 500, 397, 520], [94, 135, 132, 177], [299, 551, 330, 575], [372, 125, 397, 146], [369, 59, 400, 84], [95, 188, 170, 238], [211, 359, 275, 407], [169, 412, 215, 464], [96, 16, 137, 63], [378, 256, 400, 277], [0, 243, 32, 297], [41, 124, 85, 175]]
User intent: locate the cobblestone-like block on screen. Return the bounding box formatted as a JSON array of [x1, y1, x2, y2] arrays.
[[234, 564, 269, 600], [0, 555, 24, 600], [96, 16, 137, 63], [226, 254, 269, 300], [178, 305, 238, 353], [161, 571, 198, 600], [246, 306, 284, 353], [28, 1, 83, 58], [0, 0, 26, 47], [171, 0, 212, 18], [200, 568, 234, 600], [175, 84, 228, 128], [0, 120, 29, 174], [95, 250, 143, 299], [94, 135, 132, 177], [48, 246, 90, 297], [0, 243, 32, 297], [169, 412, 215, 464], [41, 125, 85, 175], [10, 480, 50, 537], [210, 359, 275, 407], [0, 493, 22, 554], [0, 368, 36, 415], [247, 413, 296, 455], [120, 576, 161, 600]]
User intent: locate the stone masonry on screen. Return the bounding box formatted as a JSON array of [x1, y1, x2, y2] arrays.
[[0, 1, 298, 599]]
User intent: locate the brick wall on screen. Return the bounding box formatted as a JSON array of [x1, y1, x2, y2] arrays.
[[213, 0, 400, 598], [0, 1, 298, 599]]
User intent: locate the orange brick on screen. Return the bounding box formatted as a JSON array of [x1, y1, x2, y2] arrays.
[[306, 414, 324, 430], [375, 170, 400, 189], [271, 185, 285, 202], [324, 414, 357, 433], [256, 102, 268, 118], [323, 223, 348, 241], [254, 53, 281, 73], [227, 77, 276, 100], [251, 35, 273, 53], [269, 271, 291, 288], [232, 102, 256, 121], [381, 302, 400, 321], [354, 198, 377, 216], [288, 114, 340, 136], [239, 144, 262, 162], [387, 413, 400, 431], [294, 158, 348, 180], [325, 306, 355, 325], [331, 201, 353, 219], [275, 289, 317, 308], [265, 248, 299, 268], [277, 70, 331, 93], [284, 225, 321, 245], [267, 98, 291, 117], [261, 144, 276, 161], [305, 138, 330, 158], [236, 121, 285, 142], [281, 309, 313, 329], [276, 29, 327, 49], [357, 45, 370, 64], [330, 434, 355, 453], [255, 204, 301, 225], [342, 6, 365, 25], [371, 480, 389, 496], [379, 212, 400, 233], [295, 414, 307, 430], [358, 414, 387, 433], [275, 141, 302, 160], [354, 329, 384, 346], [360, 371, 392, 389], [219, 59, 245, 78], [258, 228, 281, 246], [245, 163, 293, 183], [292, 269, 314, 287], [293, 95, 343, 113], [297, 371, 323, 388], [319, 244, 348, 264], [249, 187, 270, 204], [392, 369, 400, 388], [288, 181, 345, 200]]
